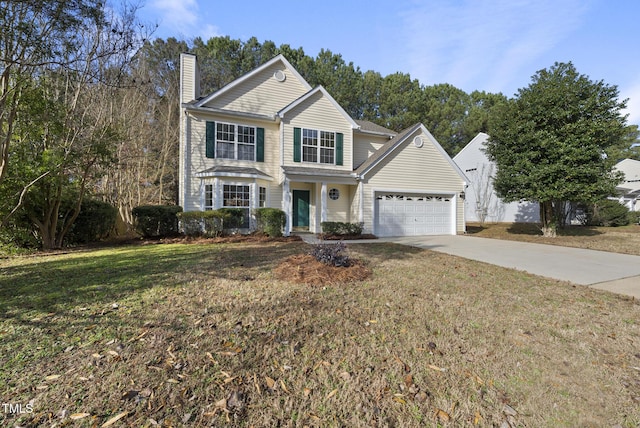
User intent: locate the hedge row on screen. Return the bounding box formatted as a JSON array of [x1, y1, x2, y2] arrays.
[[320, 221, 363, 236], [132, 205, 287, 238]]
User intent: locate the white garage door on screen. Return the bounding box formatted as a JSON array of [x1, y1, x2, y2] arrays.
[[375, 193, 454, 237]]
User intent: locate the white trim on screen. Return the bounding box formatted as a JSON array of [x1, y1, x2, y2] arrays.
[[300, 128, 337, 165], [184, 104, 275, 122], [321, 182, 328, 223], [195, 170, 273, 181], [371, 188, 457, 236], [283, 178, 291, 236], [358, 181, 364, 223], [213, 121, 257, 161]]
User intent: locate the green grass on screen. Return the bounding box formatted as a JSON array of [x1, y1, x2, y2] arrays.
[[1, 240, 639, 427]]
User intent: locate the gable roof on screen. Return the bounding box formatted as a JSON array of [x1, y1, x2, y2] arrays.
[[452, 132, 490, 162], [277, 86, 359, 129], [354, 120, 397, 137], [356, 123, 467, 183], [615, 158, 640, 194], [194, 54, 312, 108]]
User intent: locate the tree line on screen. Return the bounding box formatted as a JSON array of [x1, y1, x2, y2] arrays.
[[1, 1, 638, 249]]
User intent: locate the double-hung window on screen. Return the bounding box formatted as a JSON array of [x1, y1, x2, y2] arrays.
[[204, 184, 214, 210], [302, 128, 335, 164], [223, 184, 250, 228], [216, 122, 255, 161]]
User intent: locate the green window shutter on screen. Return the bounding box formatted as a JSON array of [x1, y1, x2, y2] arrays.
[[256, 127, 264, 162], [206, 121, 216, 158], [336, 132, 343, 166], [293, 127, 301, 163]]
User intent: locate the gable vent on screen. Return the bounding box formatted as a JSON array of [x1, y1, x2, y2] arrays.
[[273, 70, 286, 82], [413, 136, 424, 148]]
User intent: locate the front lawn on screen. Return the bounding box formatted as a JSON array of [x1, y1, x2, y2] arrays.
[[467, 222, 640, 256], [1, 241, 638, 427]]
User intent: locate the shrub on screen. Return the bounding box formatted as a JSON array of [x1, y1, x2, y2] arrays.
[[66, 199, 118, 244], [628, 210, 640, 225], [254, 208, 286, 237], [309, 241, 351, 267], [586, 199, 629, 227], [177, 211, 226, 237], [216, 208, 247, 229], [321, 221, 364, 236], [132, 205, 183, 238]]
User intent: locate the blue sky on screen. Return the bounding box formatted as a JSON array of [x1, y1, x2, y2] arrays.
[[138, 0, 640, 126]]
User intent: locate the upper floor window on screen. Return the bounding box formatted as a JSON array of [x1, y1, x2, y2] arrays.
[[302, 128, 335, 164], [216, 122, 255, 161]]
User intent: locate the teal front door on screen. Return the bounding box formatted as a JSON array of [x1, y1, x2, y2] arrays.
[[292, 190, 310, 228]]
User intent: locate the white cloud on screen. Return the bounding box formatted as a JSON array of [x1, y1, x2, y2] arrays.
[[398, 0, 590, 93], [621, 81, 640, 126], [148, 0, 219, 39]]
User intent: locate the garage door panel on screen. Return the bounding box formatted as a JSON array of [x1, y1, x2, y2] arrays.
[[375, 192, 453, 237]]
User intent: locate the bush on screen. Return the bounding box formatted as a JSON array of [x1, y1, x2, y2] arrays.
[[177, 211, 226, 237], [309, 241, 351, 267], [254, 208, 286, 237], [66, 199, 118, 244], [586, 199, 630, 227], [132, 205, 183, 238], [216, 208, 247, 229], [628, 210, 640, 225], [321, 221, 364, 236]]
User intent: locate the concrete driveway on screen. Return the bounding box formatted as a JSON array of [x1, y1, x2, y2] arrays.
[[357, 235, 640, 299]]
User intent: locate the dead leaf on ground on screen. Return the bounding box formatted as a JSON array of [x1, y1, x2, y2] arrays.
[[326, 388, 338, 400], [101, 411, 128, 427], [70, 413, 90, 420], [265, 376, 276, 390], [435, 408, 450, 422]]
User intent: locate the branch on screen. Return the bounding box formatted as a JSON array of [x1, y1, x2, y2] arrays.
[[1, 170, 51, 228]]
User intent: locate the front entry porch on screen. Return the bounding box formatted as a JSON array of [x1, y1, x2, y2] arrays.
[[281, 167, 359, 236]]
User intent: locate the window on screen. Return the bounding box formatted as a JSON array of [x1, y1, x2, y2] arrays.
[[329, 188, 340, 200], [204, 184, 214, 210], [259, 186, 267, 207], [302, 128, 335, 164], [223, 184, 250, 228], [302, 129, 318, 163], [216, 122, 255, 160], [320, 131, 335, 164]]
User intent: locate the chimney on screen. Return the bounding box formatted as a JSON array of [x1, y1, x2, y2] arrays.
[[180, 53, 200, 104]]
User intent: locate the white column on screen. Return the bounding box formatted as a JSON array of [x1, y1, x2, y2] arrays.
[[199, 180, 204, 210], [283, 178, 291, 236], [214, 177, 221, 209], [321, 182, 328, 226], [358, 181, 364, 224]]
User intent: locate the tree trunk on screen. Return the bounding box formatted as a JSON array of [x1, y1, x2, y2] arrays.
[[539, 201, 557, 237]]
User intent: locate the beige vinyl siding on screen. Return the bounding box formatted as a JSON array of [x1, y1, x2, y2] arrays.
[[325, 184, 352, 223], [183, 114, 280, 211], [361, 129, 465, 234], [353, 134, 388, 169], [282, 91, 353, 170], [205, 63, 309, 116], [180, 54, 198, 104]]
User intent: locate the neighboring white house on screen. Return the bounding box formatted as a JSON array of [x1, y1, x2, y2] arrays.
[[614, 158, 640, 211], [453, 133, 540, 223], [179, 53, 467, 236]]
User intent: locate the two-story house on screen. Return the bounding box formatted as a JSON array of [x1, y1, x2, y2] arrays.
[[179, 53, 467, 237]]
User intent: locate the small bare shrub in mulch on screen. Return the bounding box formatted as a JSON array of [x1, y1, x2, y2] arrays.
[[274, 254, 371, 285], [274, 242, 371, 285]]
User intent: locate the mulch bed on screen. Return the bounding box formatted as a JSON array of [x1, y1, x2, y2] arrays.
[[273, 253, 372, 286]]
